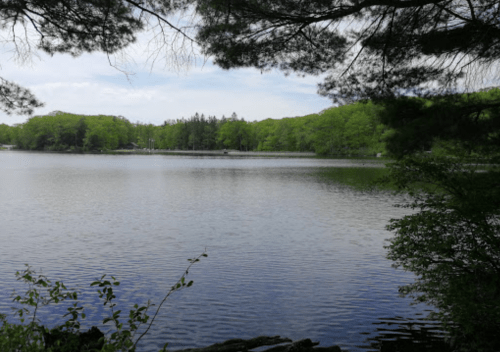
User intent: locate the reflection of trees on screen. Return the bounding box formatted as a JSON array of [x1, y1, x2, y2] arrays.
[[361, 315, 454, 352]]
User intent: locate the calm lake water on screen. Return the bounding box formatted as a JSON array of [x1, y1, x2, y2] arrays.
[[0, 152, 446, 351]]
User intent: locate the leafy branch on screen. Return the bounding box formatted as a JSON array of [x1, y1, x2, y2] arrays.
[[1, 251, 208, 352]]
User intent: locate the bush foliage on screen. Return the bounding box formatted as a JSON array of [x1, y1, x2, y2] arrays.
[[384, 154, 500, 351], [0, 253, 207, 352]]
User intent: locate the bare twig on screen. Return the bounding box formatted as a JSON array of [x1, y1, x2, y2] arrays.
[[132, 250, 208, 350]]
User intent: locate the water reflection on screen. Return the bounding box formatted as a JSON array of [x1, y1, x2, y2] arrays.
[[315, 167, 392, 191], [358, 314, 453, 352]]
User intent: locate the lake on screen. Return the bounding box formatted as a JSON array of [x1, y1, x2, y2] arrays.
[[0, 152, 446, 351]]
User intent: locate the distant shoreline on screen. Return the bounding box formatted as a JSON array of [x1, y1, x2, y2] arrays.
[[1, 148, 387, 159], [136, 149, 318, 157], [0, 148, 318, 157]]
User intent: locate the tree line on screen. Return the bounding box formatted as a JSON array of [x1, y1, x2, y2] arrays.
[[2, 88, 500, 156], [0, 101, 391, 155]]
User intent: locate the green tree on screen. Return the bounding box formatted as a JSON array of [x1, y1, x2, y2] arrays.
[[156, 122, 174, 150], [217, 114, 252, 151], [385, 154, 500, 351], [170, 119, 190, 150], [0, 123, 13, 144], [311, 109, 346, 155], [134, 122, 156, 149], [202, 115, 219, 150], [288, 115, 315, 152], [379, 90, 500, 159], [186, 113, 206, 150], [254, 118, 279, 151], [377, 93, 500, 351], [15, 115, 52, 150], [274, 119, 296, 151], [217, 120, 237, 150], [342, 102, 387, 155]]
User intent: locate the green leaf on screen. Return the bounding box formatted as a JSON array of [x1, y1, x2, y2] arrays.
[[161, 342, 169, 352]]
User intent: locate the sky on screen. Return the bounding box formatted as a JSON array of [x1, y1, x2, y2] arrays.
[[0, 27, 334, 127]]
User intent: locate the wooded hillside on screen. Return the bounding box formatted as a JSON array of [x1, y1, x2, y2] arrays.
[[2, 88, 499, 156]]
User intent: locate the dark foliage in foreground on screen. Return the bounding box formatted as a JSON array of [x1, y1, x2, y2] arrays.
[[0, 253, 207, 351], [384, 154, 500, 352]]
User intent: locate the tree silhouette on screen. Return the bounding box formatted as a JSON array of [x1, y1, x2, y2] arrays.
[[193, 0, 500, 102], [0, 0, 197, 114]]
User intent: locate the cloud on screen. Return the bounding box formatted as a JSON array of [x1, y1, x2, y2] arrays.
[[0, 40, 333, 126], [21, 78, 326, 125]]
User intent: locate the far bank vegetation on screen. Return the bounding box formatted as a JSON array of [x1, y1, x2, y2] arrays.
[[2, 89, 499, 157]]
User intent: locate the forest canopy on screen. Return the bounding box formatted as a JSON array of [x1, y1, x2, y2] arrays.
[[2, 88, 500, 157], [0, 103, 389, 155]]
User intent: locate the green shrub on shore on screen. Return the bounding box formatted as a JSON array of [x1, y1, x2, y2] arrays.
[[384, 154, 500, 352], [0, 253, 207, 352]]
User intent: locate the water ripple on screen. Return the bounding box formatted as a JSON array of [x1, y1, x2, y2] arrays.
[[0, 153, 438, 351]]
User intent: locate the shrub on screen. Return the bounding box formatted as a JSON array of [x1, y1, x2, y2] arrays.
[[384, 154, 500, 352], [0, 252, 207, 352]]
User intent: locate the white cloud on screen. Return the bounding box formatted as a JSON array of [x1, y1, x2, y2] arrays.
[[0, 37, 333, 126]]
